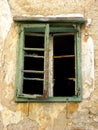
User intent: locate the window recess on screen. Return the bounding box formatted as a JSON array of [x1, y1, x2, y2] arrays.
[[14, 17, 86, 102]]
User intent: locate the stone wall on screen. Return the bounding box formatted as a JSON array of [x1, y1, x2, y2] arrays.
[[0, 0, 98, 130]]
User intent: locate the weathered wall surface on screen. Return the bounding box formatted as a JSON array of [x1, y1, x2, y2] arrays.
[[0, 0, 98, 130]]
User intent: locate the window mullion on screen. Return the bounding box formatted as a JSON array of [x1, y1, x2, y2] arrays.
[[49, 35, 54, 97], [44, 24, 49, 98]]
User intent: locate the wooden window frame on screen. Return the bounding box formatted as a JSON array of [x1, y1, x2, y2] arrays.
[[14, 17, 85, 102]]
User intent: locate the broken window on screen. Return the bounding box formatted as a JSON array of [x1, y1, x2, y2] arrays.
[[14, 17, 85, 102]]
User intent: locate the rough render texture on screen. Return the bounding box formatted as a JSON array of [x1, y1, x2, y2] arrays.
[[0, 0, 98, 130]]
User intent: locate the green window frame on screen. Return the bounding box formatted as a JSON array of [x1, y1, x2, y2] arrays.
[[14, 17, 85, 102]]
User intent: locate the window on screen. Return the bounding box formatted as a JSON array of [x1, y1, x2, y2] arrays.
[[14, 17, 85, 102]]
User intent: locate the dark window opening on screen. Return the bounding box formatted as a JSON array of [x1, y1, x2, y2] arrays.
[[24, 57, 44, 71], [53, 35, 75, 96], [23, 35, 44, 95], [23, 80, 43, 95], [24, 72, 44, 79], [25, 35, 44, 48]]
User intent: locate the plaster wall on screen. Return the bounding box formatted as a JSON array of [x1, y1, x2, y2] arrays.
[[0, 0, 98, 130]]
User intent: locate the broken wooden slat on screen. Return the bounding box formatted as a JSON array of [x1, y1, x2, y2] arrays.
[[22, 70, 44, 74], [67, 78, 76, 81], [53, 55, 75, 58], [24, 54, 44, 58], [24, 77, 44, 81], [23, 47, 44, 51]]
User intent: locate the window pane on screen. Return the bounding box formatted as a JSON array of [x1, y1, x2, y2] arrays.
[[24, 57, 44, 71], [53, 35, 74, 55], [25, 35, 44, 48], [53, 34, 75, 96], [23, 80, 43, 95]]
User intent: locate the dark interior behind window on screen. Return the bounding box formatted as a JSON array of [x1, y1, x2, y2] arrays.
[[53, 35, 75, 96]]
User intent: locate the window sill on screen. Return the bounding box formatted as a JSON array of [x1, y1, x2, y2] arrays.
[[15, 96, 82, 103]]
